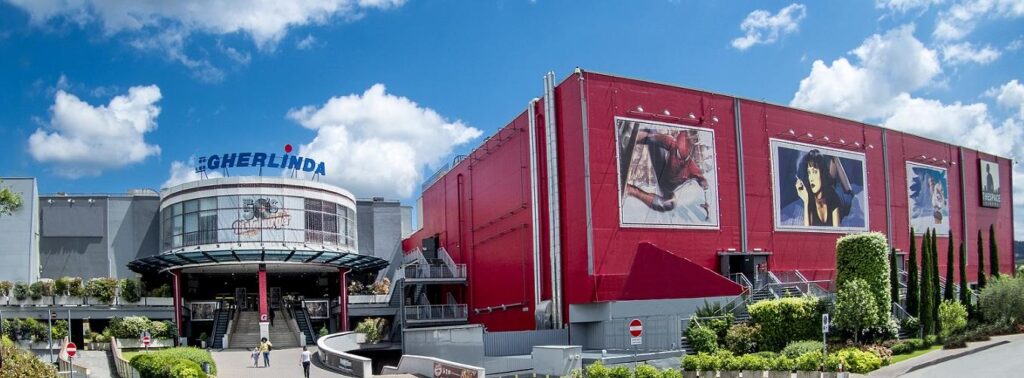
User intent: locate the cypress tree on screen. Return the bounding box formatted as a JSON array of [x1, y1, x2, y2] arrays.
[[989, 224, 1000, 278], [959, 241, 969, 308], [931, 229, 941, 335], [944, 230, 955, 301], [907, 228, 920, 317], [977, 229, 987, 289], [919, 230, 932, 334], [890, 248, 900, 307]]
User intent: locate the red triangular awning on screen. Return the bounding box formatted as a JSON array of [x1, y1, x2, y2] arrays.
[[594, 242, 744, 301]]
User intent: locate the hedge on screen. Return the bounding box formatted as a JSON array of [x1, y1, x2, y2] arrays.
[[978, 275, 1024, 325], [680, 348, 880, 373], [780, 340, 823, 358], [107, 316, 177, 339], [85, 277, 119, 304], [120, 279, 142, 303], [1, 336, 59, 377], [747, 296, 821, 351], [130, 347, 216, 378], [836, 232, 891, 322], [686, 326, 718, 354]]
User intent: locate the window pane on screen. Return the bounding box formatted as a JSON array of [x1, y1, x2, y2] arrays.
[[184, 199, 199, 213], [199, 210, 217, 244], [200, 197, 217, 211], [172, 202, 182, 216], [304, 199, 321, 212]]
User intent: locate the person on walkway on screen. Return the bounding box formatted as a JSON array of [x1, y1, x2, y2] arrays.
[[251, 347, 260, 368], [300, 346, 312, 377], [259, 337, 273, 367]]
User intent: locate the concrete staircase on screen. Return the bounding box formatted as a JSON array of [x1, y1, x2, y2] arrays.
[[229, 311, 300, 349]]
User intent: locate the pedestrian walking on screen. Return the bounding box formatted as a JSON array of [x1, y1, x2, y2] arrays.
[[251, 347, 260, 368], [300, 346, 312, 377], [259, 337, 273, 367]]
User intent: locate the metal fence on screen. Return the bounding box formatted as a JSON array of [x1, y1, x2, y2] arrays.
[[483, 329, 569, 356], [404, 263, 467, 280], [404, 304, 469, 322]]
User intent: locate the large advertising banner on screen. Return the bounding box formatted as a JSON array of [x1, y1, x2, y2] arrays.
[[770, 139, 868, 233], [615, 118, 719, 229], [907, 162, 950, 235], [979, 160, 1001, 208]]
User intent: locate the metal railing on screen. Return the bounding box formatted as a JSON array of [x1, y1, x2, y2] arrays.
[[404, 263, 467, 280], [728, 273, 753, 291], [404, 304, 469, 322], [892, 301, 912, 322]]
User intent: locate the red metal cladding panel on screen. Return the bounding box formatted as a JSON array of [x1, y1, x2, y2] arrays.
[[553, 75, 590, 309], [962, 149, 1015, 278], [578, 73, 741, 303]]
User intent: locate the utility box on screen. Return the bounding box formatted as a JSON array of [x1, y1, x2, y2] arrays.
[[532, 345, 582, 376]]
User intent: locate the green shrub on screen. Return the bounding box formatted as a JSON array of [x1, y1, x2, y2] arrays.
[[686, 326, 718, 354], [54, 277, 84, 297], [634, 364, 660, 378], [900, 316, 920, 336], [108, 316, 154, 339], [608, 365, 631, 378], [924, 335, 938, 345], [938, 300, 968, 338], [86, 277, 119, 304], [794, 351, 823, 371], [28, 281, 45, 300], [889, 341, 914, 355], [120, 279, 142, 303], [724, 354, 770, 371], [835, 278, 882, 343], [130, 347, 216, 378], [585, 361, 610, 378], [659, 367, 682, 378], [835, 232, 892, 321], [781, 340, 823, 358], [861, 345, 892, 366], [318, 325, 329, 337], [354, 317, 387, 343], [769, 355, 795, 371], [0, 280, 12, 297], [0, 335, 59, 377], [724, 323, 760, 354], [962, 327, 991, 342], [169, 359, 204, 378], [12, 282, 30, 300], [978, 275, 1024, 325], [943, 334, 967, 349], [829, 348, 882, 373], [748, 296, 821, 351], [145, 283, 172, 297]]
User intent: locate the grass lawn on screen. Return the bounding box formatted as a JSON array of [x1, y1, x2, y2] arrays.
[[889, 344, 942, 364]]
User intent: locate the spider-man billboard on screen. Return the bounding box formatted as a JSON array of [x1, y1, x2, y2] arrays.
[[615, 118, 719, 229]]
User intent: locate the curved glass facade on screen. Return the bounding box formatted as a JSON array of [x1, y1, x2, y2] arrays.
[[161, 195, 355, 251]]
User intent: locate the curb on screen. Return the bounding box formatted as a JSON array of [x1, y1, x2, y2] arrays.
[[903, 340, 1010, 373]]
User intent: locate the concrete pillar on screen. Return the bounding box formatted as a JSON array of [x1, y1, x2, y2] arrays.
[[171, 269, 183, 345], [258, 264, 269, 340], [339, 268, 349, 332]]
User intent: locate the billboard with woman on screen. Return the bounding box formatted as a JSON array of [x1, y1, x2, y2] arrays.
[[770, 139, 868, 233], [907, 162, 950, 235], [615, 118, 719, 228]]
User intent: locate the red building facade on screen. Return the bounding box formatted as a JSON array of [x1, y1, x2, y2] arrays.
[[405, 70, 1015, 334]]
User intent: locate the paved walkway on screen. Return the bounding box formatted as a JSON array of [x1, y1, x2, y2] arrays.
[[74, 350, 115, 378], [865, 333, 1024, 377], [211, 347, 346, 378]]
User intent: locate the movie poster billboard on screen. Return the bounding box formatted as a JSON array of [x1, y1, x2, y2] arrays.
[[979, 160, 1001, 208], [770, 139, 868, 233], [191, 301, 219, 321], [907, 163, 950, 235], [303, 300, 330, 319], [615, 118, 719, 229]]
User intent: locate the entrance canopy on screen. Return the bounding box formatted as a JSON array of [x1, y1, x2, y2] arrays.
[[128, 249, 387, 274]]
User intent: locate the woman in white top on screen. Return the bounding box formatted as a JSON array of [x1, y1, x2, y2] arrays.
[[300, 346, 313, 377]]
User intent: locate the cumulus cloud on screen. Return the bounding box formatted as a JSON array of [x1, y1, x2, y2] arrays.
[[7, 0, 405, 80], [28, 85, 162, 178], [940, 42, 1001, 65], [875, 0, 945, 13], [296, 34, 318, 50], [933, 0, 1024, 41], [163, 156, 224, 189], [731, 3, 807, 51], [287, 84, 482, 199], [985, 79, 1024, 118], [791, 25, 941, 120]]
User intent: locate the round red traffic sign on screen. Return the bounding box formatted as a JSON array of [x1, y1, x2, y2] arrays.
[[66, 342, 77, 357], [629, 319, 643, 337], [142, 335, 151, 346]]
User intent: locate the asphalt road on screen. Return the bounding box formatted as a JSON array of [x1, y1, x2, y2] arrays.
[[900, 339, 1024, 378]]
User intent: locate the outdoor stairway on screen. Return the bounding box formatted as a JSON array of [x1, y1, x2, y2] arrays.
[[210, 309, 232, 349], [229, 311, 300, 349], [293, 307, 316, 345]]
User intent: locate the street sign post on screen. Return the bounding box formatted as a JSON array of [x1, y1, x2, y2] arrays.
[[628, 318, 643, 345], [822, 313, 830, 366], [66, 342, 77, 378], [142, 331, 152, 352]]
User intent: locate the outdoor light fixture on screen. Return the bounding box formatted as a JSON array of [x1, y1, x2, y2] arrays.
[[823, 136, 831, 142], [711, 116, 719, 123], [688, 112, 696, 120], [663, 109, 671, 116], [867, 144, 875, 149], [788, 129, 796, 135], [636, 105, 644, 112], [854, 142, 862, 147], [67, 198, 74, 204], [806, 132, 814, 138], [839, 139, 846, 144], [87, 198, 95, 204]]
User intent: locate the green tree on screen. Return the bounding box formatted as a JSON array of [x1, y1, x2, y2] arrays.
[[919, 230, 933, 335], [944, 230, 955, 301], [835, 232, 891, 319], [889, 248, 900, 307], [977, 229, 986, 290], [907, 228, 920, 317], [931, 229, 941, 335], [0, 180, 24, 216], [958, 241, 970, 308], [835, 279, 881, 344], [989, 225, 999, 278]]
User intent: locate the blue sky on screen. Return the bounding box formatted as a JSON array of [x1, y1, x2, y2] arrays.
[[1, 1, 1022, 235]]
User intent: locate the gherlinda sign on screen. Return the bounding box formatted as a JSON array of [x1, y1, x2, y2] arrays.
[[194, 144, 326, 176]]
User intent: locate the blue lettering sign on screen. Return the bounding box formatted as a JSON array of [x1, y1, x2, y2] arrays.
[[192, 148, 326, 176]]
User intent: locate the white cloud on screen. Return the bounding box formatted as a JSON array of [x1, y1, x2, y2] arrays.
[[934, 0, 1024, 41], [731, 3, 807, 51], [163, 156, 223, 189], [875, 0, 945, 13], [940, 42, 1001, 65], [985, 79, 1024, 118], [1008, 37, 1024, 51], [8, 0, 404, 80], [791, 25, 941, 120], [287, 84, 482, 199], [296, 34, 318, 50], [28, 85, 162, 178]]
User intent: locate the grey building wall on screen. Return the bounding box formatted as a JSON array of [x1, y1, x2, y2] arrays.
[[568, 295, 738, 351], [356, 198, 412, 261], [0, 178, 39, 282], [107, 196, 160, 278]]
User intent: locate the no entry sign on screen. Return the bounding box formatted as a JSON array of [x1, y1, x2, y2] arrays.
[[66, 342, 77, 357], [142, 335, 151, 346], [629, 319, 643, 345]]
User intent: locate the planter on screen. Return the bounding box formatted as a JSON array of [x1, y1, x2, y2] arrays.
[[116, 338, 173, 349], [355, 333, 367, 343], [767, 371, 792, 378], [10, 297, 50, 306], [200, 340, 207, 349], [142, 297, 174, 306], [88, 342, 111, 351], [743, 370, 765, 377], [821, 373, 837, 378], [794, 372, 820, 378], [17, 341, 61, 350], [720, 371, 741, 378], [681, 371, 700, 378], [54, 296, 86, 306], [698, 371, 716, 378]]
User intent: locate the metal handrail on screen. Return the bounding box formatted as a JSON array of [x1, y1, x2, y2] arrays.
[[892, 301, 912, 321], [404, 264, 467, 279], [404, 304, 468, 322], [728, 273, 753, 291]]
